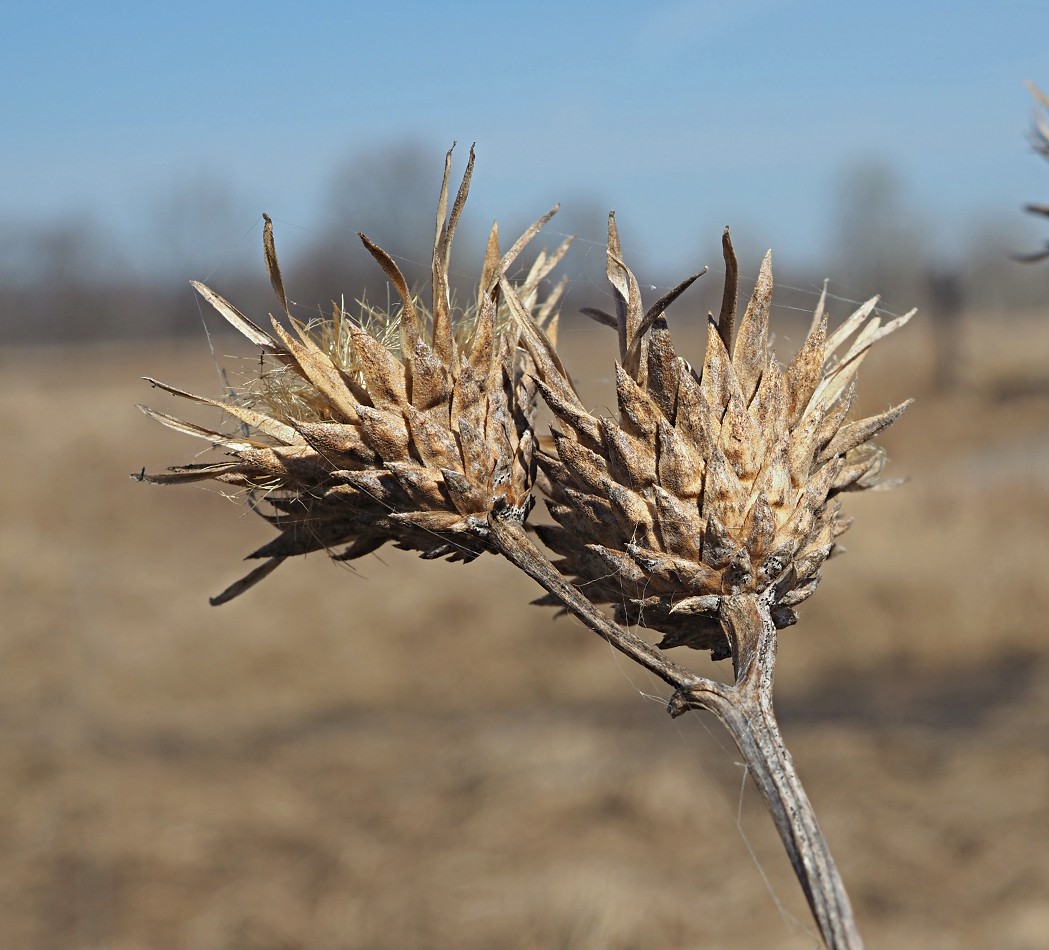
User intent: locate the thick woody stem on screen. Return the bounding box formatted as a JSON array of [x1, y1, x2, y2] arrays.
[[489, 513, 862, 950], [671, 595, 864, 950]]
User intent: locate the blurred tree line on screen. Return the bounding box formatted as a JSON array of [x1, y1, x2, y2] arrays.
[[1, 146, 1046, 348], [827, 159, 1049, 317]]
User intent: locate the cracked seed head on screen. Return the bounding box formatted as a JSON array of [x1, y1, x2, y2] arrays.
[[139, 145, 569, 604], [514, 215, 913, 660]]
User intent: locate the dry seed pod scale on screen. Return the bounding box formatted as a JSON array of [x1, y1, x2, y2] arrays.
[[493, 215, 912, 950], [139, 145, 568, 604]]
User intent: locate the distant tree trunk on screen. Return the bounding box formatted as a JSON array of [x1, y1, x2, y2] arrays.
[[925, 266, 965, 391]]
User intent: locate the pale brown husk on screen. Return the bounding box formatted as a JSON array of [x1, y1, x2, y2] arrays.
[[513, 215, 913, 659], [140, 145, 569, 604]]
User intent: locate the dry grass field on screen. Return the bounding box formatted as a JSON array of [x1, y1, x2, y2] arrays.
[[3, 305, 1049, 948]]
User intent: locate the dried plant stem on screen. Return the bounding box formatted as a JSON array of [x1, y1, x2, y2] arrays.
[[489, 513, 863, 950], [488, 513, 702, 691], [672, 596, 863, 950]]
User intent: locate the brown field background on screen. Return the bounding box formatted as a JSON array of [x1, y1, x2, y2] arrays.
[[4, 306, 1049, 949]]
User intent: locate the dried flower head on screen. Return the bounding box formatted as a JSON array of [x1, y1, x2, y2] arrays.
[[140, 146, 569, 604], [514, 215, 913, 659]]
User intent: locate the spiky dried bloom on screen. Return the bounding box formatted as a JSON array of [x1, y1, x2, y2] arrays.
[[514, 216, 913, 659], [140, 146, 569, 604]]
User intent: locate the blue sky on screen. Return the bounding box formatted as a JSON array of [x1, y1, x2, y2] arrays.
[[4, 0, 1049, 279]]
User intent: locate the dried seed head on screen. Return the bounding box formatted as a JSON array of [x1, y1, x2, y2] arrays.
[[139, 145, 569, 604], [517, 216, 913, 659]]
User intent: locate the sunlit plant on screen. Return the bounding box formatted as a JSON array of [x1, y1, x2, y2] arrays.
[[140, 146, 911, 950]]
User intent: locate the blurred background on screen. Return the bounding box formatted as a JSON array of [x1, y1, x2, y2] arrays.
[[3, 1, 1049, 947]]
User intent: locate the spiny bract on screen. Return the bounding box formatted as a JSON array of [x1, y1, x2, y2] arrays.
[[513, 216, 912, 659], [140, 146, 568, 604]]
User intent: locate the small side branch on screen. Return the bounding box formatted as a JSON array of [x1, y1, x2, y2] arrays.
[[488, 514, 702, 694]]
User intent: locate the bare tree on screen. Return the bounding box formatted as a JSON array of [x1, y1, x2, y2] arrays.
[[829, 160, 929, 308], [294, 142, 454, 308]]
